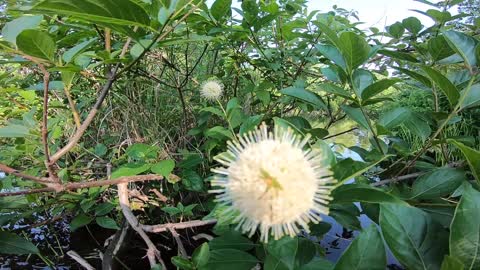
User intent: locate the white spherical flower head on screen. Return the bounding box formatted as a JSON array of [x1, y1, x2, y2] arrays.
[[200, 79, 223, 100], [210, 123, 336, 242]]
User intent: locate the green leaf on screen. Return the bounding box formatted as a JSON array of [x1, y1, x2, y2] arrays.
[[332, 184, 406, 205], [125, 143, 159, 160], [193, 243, 210, 267], [410, 168, 466, 199], [420, 66, 459, 107], [450, 184, 480, 270], [181, 170, 204, 192], [361, 79, 400, 101], [441, 256, 465, 270], [96, 216, 120, 230], [16, 29, 55, 61], [211, 0, 232, 21], [94, 143, 108, 157], [0, 231, 39, 255], [209, 231, 255, 251], [172, 256, 195, 270], [205, 126, 234, 140], [201, 106, 224, 117], [110, 163, 151, 179], [403, 112, 432, 142], [280, 87, 327, 110], [300, 257, 333, 270], [333, 156, 391, 185], [316, 44, 347, 71], [428, 36, 455, 61], [162, 206, 182, 216], [0, 124, 30, 138], [460, 83, 480, 110], [317, 83, 353, 100], [70, 213, 93, 231], [63, 38, 97, 63], [387, 22, 405, 38], [265, 237, 316, 270], [330, 203, 361, 231], [338, 32, 370, 72], [340, 105, 369, 130], [448, 139, 480, 183], [334, 225, 386, 270], [380, 204, 448, 270], [200, 249, 258, 270], [151, 159, 175, 177], [94, 202, 116, 216], [402, 16, 423, 34], [378, 49, 420, 63], [1, 15, 43, 44], [378, 107, 410, 129], [395, 67, 432, 87], [239, 115, 262, 135], [352, 69, 373, 97], [33, 0, 150, 27], [443, 30, 478, 68]]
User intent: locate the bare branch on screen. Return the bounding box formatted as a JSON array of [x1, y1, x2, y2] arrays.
[[67, 250, 95, 270], [0, 174, 163, 197], [142, 219, 217, 233], [118, 183, 166, 269], [0, 163, 52, 184]]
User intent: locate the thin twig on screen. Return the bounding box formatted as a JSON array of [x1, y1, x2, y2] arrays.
[[323, 127, 358, 140], [67, 250, 95, 270], [371, 172, 423, 187], [142, 219, 217, 233], [169, 228, 187, 258]]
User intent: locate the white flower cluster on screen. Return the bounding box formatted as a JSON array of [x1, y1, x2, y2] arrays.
[[200, 79, 224, 101], [210, 123, 336, 242]]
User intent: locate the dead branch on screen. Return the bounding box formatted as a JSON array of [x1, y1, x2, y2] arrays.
[[117, 182, 167, 269], [67, 250, 95, 270], [0, 163, 52, 184], [142, 219, 217, 233], [0, 174, 163, 197]]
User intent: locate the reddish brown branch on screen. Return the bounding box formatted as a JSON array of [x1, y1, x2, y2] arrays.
[[0, 174, 163, 197], [0, 163, 52, 184]]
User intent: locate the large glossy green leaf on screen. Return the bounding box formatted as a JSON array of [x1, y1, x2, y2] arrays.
[[280, 87, 327, 110], [316, 83, 353, 100], [460, 83, 480, 110], [352, 69, 373, 97], [332, 184, 406, 205], [96, 216, 120, 230], [340, 105, 369, 130], [428, 36, 455, 61], [334, 225, 386, 270], [443, 30, 478, 68], [448, 139, 480, 183], [0, 231, 39, 255], [16, 29, 55, 61], [410, 168, 466, 199], [330, 203, 361, 230], [420, 66, 459, 106], [450, 184, 480, 270], [0, 124, 30, 138], [200, 249, 258, 270], [361, 79, 400, 101], [378, 107, 410, 129], [395, 67, 432, 87], [380, 204, 448, 270], [62, 38, 97, 63], [70, 213, 93, 231], [300, 257, 333, 270], [110, 163, 151, 179], [209, 231, 255, 251], [151, 159, 175, 177], [1, 15, 43, 44], [441, 256, 465, 270], [33, 0, 150, 27], [338, 32, 370, 72], [316, 44, 347, 71], [193, 243, 210, 268], [333, 156, 391, 185], [402, 16, 423, 34], [387, 22, 405, 38], [265, 237, 316, 270], [211, 0, 232, 21]]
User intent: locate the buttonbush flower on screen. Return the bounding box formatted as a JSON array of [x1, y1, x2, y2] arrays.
[[210, 123, 336, 242], [200, 79, 223, 100]]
